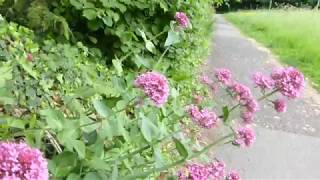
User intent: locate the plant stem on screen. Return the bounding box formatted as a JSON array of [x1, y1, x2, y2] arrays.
[[114, 96, 137, 113], [258, 89, 278, 101], [122, 133, 234, 179], [154, 46, 170, 69], [188, 133, 234, 159], [108, 130, 182, 163], [119, 29, 167, 62], [45, 130, 62, 154]]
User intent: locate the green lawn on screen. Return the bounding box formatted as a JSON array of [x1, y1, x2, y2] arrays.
[[225, 10, 320, 90]]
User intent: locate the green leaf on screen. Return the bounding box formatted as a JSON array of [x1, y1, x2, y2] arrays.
[[164, 30, 180, 47], [84, 172, 103, 180], [51, 152, 78, 177], [92, 99, 113, 118], [145, 40, 156, 54], [102, 16, 113, 26], [86, 157, 109, 170], [0, 88, 16, 105], [112, 59, 123, 76], [134, 55, 151, 68], [100, 117, 129, 140], [18, 60, 38, 79], [40, 109, 65, 130], [80, 116, 99, 133], [111, 164, 118, 180], [137, 29, 147, 42], [140, 113, 159, 142], [83, 9, 97, 20], [67, 173, 81, 180], [70, 0, 83, 9], [71, 140, 86, 159], [0, 62, 12, 87], [154, 146, 165, 168], [222, 106, 229, 123], [173, 138, 188, 159], [6, 117, 25, 129]]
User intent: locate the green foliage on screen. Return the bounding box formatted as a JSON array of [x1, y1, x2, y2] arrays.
[[225, 10, 320, 90], [0, 0, 215, 177], [0, 0, 216, 178]]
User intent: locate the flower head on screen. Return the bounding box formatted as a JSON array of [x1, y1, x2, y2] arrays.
[[0, 142, 48, 180], [175, 12, 189, 28], [229, 82, 252, 102], [271, 67, 305, 98], [226, 170, 241, 180], [134, 72, 169, 106], [241, 111, 254, 124], [273, 98, 287, 113], [187, 105, 219, 129], [178, 163, 210, 180], [244, 98, 260, 113], [252, 72, 274, 90], [233, 126, 256, 147], [207, 160, 225, 180], [215, 68, 232, 84]]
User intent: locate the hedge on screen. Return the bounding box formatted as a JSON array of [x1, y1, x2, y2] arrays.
[[0, 0, 215, 179]]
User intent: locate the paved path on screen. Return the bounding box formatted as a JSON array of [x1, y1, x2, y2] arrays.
[[204, 15, 320, 179]]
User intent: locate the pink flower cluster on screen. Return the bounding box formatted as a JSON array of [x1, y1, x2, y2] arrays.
[[134, 72, 169, 107], [187, 105, 219, 129], [253, 67, 304, 113], [252, 72, 274, 90], [178, 160, 241, 180], [228, 82, 259, 123], [226, 170, 241, 180], [271, 67, 305, 98], [273, 98, 287, 113], [0, 142, 48, 180], [175, 12, 189, 28], [233, 126, 256, 147], [215, 68, 232, 85], [178, 160, 225, 180]]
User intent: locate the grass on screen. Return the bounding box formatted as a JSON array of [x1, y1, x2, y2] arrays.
[[224, 10, 320, 90]]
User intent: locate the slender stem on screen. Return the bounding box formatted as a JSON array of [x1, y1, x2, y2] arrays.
[[150, 29, 167, 41], [258, 89, 278, 101], [118, 29, 167, 62], [115, 96, 137, 113], [154, 46, 170, 69], [45, 130, 62, 154], [229, 103, 241, 113], [188, 133, 234, 159], [122, 133, 234, 179], [108, 130, 182, 163]]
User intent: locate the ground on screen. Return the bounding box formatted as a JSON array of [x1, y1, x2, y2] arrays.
[[203, 15, 320, 179]]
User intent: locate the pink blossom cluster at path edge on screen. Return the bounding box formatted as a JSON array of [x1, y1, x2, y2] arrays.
[[226, 170, 241, 180], [178, 160, 241, 180], [271, 67, 305, 98], [215, 68, 232, 85], [178, 160, 225, 180], [134, 72, 169, 107], [187, 105, 219, 129], [0, 142, 48, 180], [252, 72, 274, 90], [233, 126, 256, 147]]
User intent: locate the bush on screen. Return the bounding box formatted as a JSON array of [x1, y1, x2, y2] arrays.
[[0, 0, 216, 178]]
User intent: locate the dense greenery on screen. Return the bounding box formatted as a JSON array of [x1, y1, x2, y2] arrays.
[[225, 10, 320, 90], [0, 0, 216, 179], [216, 0, 320, 11]]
